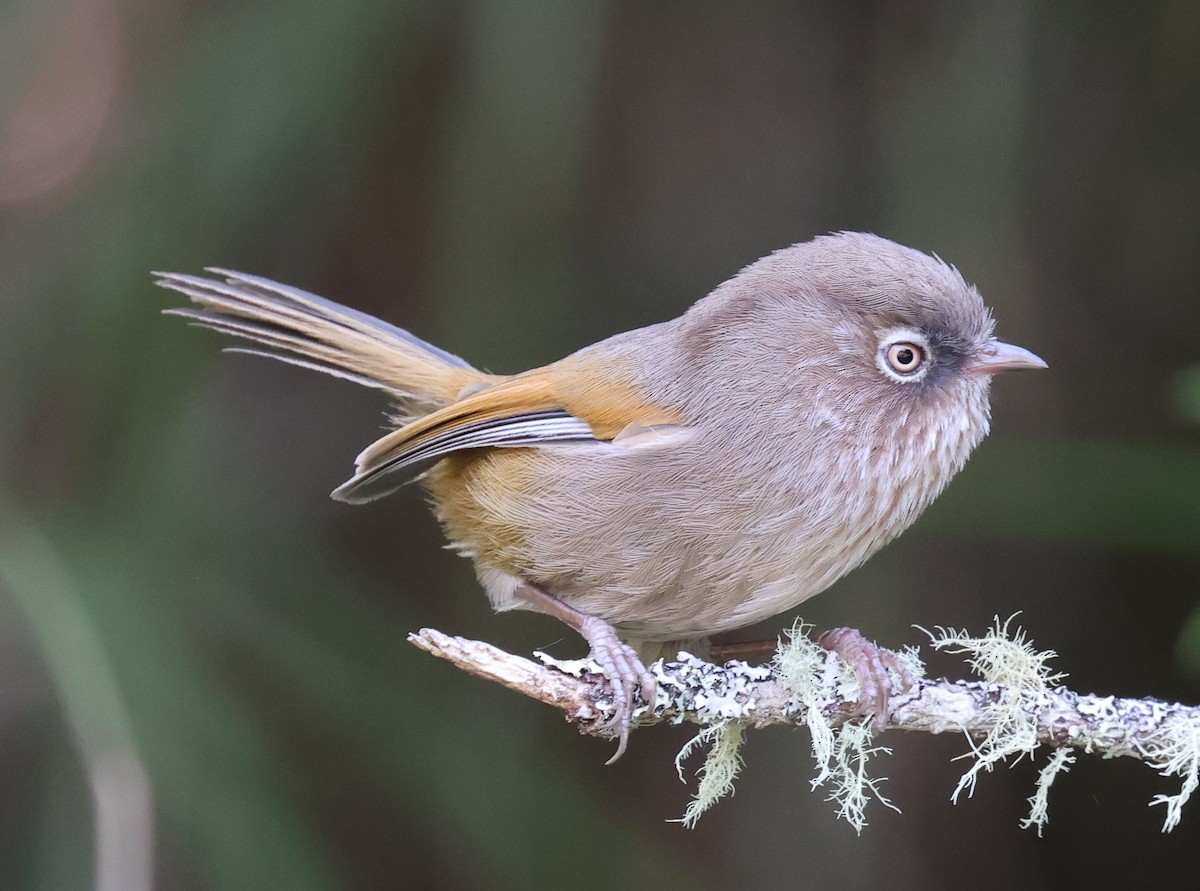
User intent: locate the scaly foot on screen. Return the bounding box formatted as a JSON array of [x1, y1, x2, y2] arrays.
[[817, 627, 915, 731], [516, 583, 656, 763], [578, 616, 657, 763]]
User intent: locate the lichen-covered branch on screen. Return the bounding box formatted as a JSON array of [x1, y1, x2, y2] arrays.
[[408, 619, 1200, 833]]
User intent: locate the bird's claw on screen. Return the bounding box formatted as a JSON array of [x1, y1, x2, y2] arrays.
[[579, 616, 658, 763], [818, 626, 914, 731]]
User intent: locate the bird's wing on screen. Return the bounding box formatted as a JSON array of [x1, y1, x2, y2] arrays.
[[332, 358, 685, 503]]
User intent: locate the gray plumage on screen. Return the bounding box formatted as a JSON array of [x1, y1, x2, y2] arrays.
[[159, 231, 1043, 664]]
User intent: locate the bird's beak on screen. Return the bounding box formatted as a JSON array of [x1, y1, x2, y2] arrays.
[[969, 338, 1048, 376]]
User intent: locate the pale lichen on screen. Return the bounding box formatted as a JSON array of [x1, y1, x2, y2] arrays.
[[675, 721, 747, 828], [1021, 748, 1075, 836], [667, 651, 774, 827], [773, 621, 835, 765], [924, 615, 1068, 828], [417, 620, 1200, 834], [818, 720, 899, 833], [1142, 712, 1200, 832], [774, 620, 900, 832], [677, 620, 904, 831], [926, 614, 1065, 691]]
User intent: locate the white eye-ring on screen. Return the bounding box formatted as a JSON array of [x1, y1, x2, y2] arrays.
[[878, 333, 930, 381]]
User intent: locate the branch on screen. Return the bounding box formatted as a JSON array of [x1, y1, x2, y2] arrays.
[[408, 620, 1200, 833]]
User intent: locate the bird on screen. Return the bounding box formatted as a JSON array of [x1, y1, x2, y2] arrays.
[[157, 231, 1046, 761]]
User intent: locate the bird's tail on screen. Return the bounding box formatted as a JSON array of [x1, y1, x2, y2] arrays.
[[156, 269, 496, 417]]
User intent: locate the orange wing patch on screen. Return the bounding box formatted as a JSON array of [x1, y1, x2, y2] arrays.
[[550, 353, 684, 440], [333, 353, 683, 503]]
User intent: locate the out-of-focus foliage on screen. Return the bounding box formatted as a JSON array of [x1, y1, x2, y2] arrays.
[[1169, 365, 1200, 426], [0, 2, 1198, 890]]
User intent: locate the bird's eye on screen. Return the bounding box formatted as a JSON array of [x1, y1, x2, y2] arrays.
[[885, 342, 925, 375]]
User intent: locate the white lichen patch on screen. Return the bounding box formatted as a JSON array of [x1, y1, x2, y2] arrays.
[[534, 651, 605, 721], [537, 648, 776, 728], [923, 615, 1069, 828], [533, 652, 594, 678], [665, 652, 774, 724], [669, 654, 776, 826]]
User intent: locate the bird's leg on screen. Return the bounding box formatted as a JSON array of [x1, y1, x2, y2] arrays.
[[817, 627, 915, 731], [515, 583, 657, 763]]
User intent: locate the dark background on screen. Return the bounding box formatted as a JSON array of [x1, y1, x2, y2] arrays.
[[2, 2, 1199, 889]]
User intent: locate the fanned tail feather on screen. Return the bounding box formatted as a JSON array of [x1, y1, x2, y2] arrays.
[[155, 268, 494, 414]]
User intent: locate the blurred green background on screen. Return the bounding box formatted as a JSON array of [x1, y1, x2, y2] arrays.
[[1, 1, 1199, 889]]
